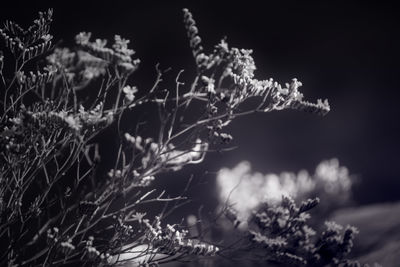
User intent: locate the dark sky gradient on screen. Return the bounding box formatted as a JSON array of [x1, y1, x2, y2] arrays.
[[1, 1, 399, 205]]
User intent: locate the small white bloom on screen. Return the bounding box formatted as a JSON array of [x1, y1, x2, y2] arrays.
[[122, 85, 138, 103], [124, 133, 135, 143]]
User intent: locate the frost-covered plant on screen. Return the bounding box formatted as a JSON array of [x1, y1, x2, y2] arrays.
[[0, 8, 367, 267]]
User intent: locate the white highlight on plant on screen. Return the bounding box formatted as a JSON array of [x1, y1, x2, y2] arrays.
[[217, 159, 351, 222], [122, 85, 138, 103]]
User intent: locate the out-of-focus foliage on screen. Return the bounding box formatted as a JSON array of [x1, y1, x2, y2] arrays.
[[217, 158, 352, 222]]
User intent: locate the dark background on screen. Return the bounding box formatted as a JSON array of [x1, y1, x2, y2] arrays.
[[1, 0, 399, 205]]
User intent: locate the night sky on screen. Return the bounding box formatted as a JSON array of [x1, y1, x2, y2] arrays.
[[1, 0, 399, 205]]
